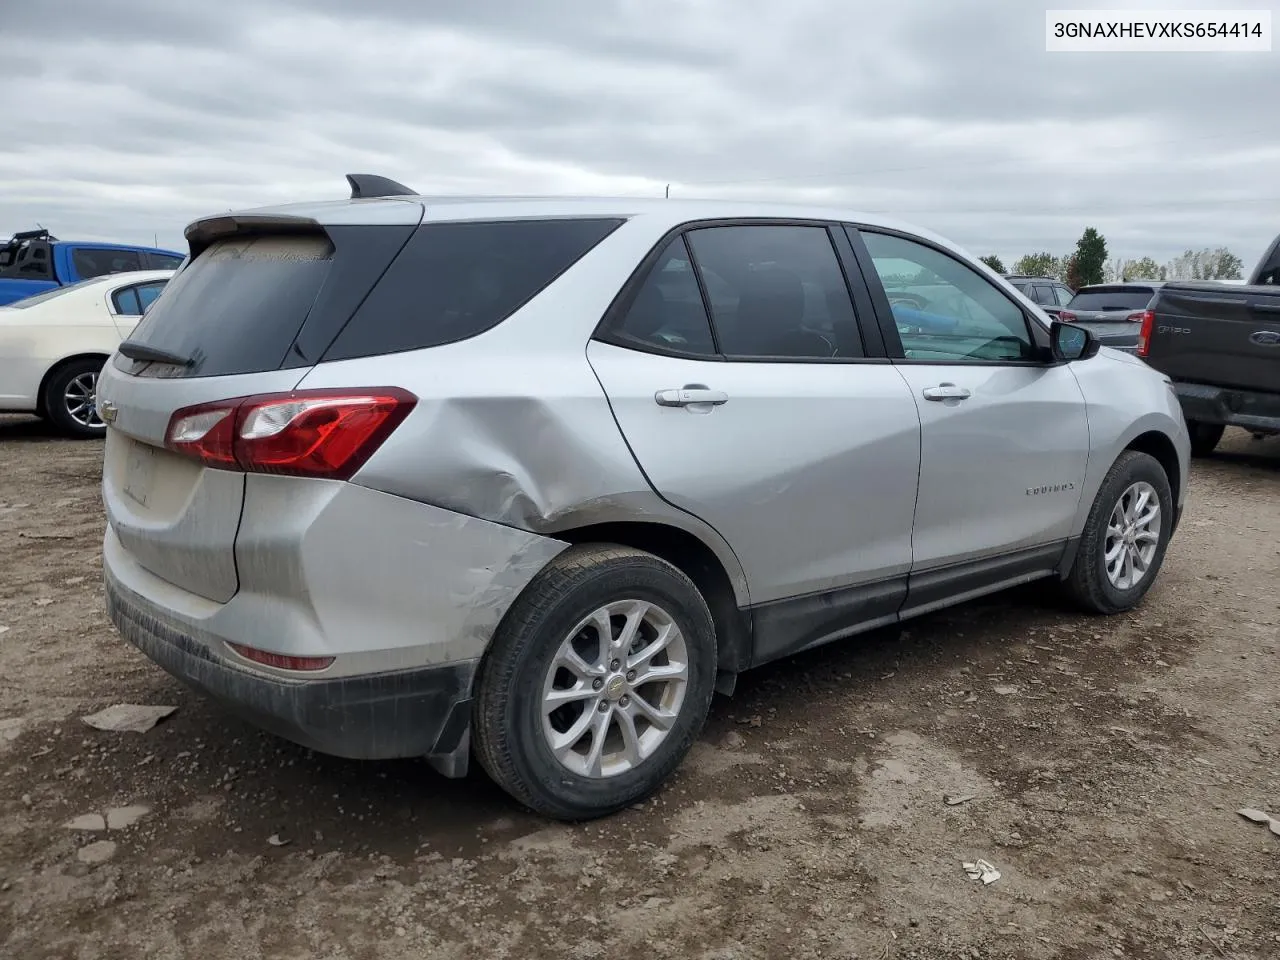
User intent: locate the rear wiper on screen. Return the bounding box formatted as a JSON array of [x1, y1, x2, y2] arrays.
[[117, 341, 193, 366]]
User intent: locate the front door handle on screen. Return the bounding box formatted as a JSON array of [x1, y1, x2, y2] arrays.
[[922, 383, 972, 401], [654, 386, 729, 407]]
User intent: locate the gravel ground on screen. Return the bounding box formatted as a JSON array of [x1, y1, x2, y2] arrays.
[[1, 417, 1277, 960]]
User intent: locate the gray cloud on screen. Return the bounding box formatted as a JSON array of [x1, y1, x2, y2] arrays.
[[1, 0, 1276, 268]]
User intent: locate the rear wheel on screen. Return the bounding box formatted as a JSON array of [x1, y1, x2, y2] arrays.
[[1064, 450, 1173, 614], [42, 358, 107, 439], [1187, 421, 1224, 457], [473, 544, 716, 821]]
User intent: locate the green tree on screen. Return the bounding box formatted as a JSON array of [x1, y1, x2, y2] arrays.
[[1165, 247, 1244, 281], [1120, 256, 1163, 281], [1073, 227, 1108, 286], [978, 255, 1006, 273], [1012, 252, 1060, 278]]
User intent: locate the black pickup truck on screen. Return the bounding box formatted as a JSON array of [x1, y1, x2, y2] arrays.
[[1139, 235, 1280, 456]]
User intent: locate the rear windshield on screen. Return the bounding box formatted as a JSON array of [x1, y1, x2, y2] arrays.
[[6, 278, 104, 308], [322, 217, 624, 361], [123, 234, 333, 377], [1067, 287, 1155, 311]]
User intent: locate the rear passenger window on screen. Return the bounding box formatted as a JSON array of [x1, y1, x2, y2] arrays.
[[324, 218, 624, 361], [73, 248, 141, 279], [609, 237, 716, 356], [112, 287, 142, 315], [685, 226, 864, 359]]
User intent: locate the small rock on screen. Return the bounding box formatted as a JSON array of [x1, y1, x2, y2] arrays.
[[0, 718, 23, 743], [64, 814, 107, 832], [82, 705, 178, 734], [267, 834, 291, 847], [723, 731, 746, 749], [106, 805, 150, 830], [33, 598, 54, 607], [748, 716, 763, 729], [993, 685, 1018, 696], [76, 840, 118, 865]]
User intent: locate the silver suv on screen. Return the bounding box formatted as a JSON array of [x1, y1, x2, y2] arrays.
[[99, 176, 1190, 820]]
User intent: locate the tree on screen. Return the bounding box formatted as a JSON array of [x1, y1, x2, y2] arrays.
[[1063, 254, 1083, 290], [1108, 256, 1164, 281], [1012, 252, 1061, 278], [1165, 247, 1244, 281], [1073, 227, 1108, 286], [978, 255, 1005, 273]]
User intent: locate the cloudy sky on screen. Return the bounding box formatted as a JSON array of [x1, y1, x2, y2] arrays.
[[1, 0, 1276, 268]]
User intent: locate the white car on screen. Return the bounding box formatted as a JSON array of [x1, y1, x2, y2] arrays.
[[0, 270, 172, 437]]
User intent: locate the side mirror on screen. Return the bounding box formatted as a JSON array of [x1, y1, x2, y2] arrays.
[[1051, 320, 1100, 362]]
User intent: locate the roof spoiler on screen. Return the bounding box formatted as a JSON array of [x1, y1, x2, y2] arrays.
[[345, 174, 417, 199]]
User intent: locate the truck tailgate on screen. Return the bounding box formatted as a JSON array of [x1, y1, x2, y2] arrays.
[[1145, 284, 1280, 392]]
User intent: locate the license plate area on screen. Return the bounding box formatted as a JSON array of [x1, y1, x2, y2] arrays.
[[123, 440, 158, 507]]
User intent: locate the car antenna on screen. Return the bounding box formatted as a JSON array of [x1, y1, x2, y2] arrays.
[[346, 174, 417, 199], [665, 184, 670, 199]]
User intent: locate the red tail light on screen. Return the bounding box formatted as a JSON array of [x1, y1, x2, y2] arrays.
[[165, 388, 416, 479], [1125, 311, 1146, 322], [1059, 311, 1077, 322], [1135, 311, 1155, 357]]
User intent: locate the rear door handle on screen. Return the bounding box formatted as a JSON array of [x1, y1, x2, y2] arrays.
[[922, 383, 972, 401], [654, 386, 729, 407]]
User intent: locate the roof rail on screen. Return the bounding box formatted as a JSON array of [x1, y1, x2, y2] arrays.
[[345, 174, 417, 200]]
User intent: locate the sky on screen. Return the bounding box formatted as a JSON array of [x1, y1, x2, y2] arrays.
[[1, 0, 1276, 269]]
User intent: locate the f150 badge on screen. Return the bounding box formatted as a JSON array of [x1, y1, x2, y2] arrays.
[[1249, 330, 1280, 347], [1158, 325, 1190, 336]]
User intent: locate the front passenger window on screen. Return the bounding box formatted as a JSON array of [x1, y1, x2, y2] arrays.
[[860, 231, 1035, 363]]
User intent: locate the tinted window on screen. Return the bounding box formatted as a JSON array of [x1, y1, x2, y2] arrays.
[[609, 237, 716, 356], [325, 218, 624, 361], [1053, 284, 1075, 306], [124, 234, 333, 376], [146, 253, 185, 270], [684, 225, 864, 359], [860, 231, 1034, 362], [73, 248, 142, 279], [112, 280, 167, 316], [1008, 280, 1029, 293], [1032, 284, 1055, 305], [1066, 287, 1155, 311], [113, 288, 141, 315]]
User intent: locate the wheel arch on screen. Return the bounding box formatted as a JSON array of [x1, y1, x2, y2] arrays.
[[1123, 429, 1183, 530], [554, 520, 753, 683], [35, 352, 110, 418]]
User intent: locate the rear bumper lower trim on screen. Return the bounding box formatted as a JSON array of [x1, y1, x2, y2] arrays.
[[105, 571, 476, 768], [1173, 381, 1280, 434]]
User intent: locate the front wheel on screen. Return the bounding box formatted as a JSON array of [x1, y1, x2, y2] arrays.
[[1063, 451, 1173, 614], [42, 358, 107, 439], [473, 544, 717, 821]]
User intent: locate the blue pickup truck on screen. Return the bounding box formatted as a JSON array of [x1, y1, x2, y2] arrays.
[[0, 229, 185, 306]]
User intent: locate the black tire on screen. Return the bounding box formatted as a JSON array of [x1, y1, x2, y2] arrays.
[[42, 358, 107, 439], [1187, 421, 1224, 458], [473, 544, 717, 821], [1063, 450, 1173, 615]]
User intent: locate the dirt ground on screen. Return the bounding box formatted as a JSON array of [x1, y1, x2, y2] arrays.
[[0, 417, 1276, 960]]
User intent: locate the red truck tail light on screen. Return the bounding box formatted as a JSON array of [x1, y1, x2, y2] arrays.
[[165, 388, 417, 479], [1135, 311, 1155, 357], [1059, 311, 1077, 322]]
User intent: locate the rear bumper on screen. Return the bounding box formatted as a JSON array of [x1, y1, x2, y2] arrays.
[[1173, 381, 1280, 434], [106, 570, 477, 765]]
